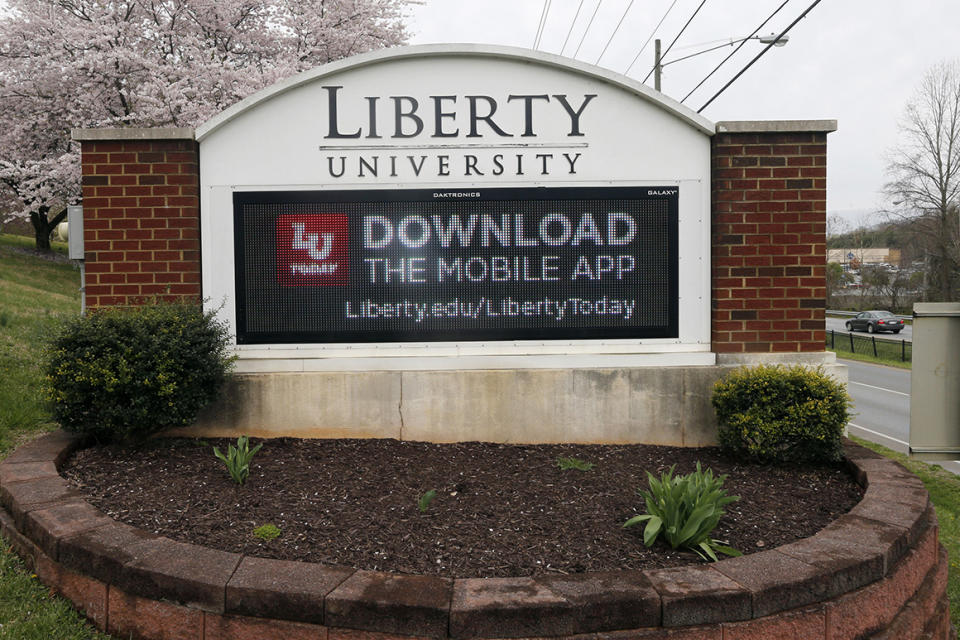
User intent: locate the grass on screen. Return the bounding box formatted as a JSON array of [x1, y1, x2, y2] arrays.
[[826, 329, 912, 370], [0, 235, 80, 454], [0, 233, 68, 255], [556, 456, 596, 471], [0, 234, 107, 639], [827, 347, 912, 370], [0, 548, 112, 640], [851, 436, 960, 629]]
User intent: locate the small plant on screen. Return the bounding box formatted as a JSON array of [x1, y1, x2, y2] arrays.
[[712, 364, 851, 464], [624, 463, 741, 562], [253, 523, 281, 541], [418, 489, 437, 512], [556, 456, 595, 471], [213, 435, 262, 485]]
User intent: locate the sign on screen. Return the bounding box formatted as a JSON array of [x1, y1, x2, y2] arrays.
[[199, 46, 712, 353], [319, 86, 593, 181], [234, 186, 678, 344]]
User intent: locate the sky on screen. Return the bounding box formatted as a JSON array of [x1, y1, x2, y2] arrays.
[[405, 0, 960, 228]]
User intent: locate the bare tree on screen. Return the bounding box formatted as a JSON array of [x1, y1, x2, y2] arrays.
[[885, 61, 960, 301], [827, 213, 851, 239]]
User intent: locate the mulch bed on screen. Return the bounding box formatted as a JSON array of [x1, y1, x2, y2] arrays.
[[62, 438, 863, 579]]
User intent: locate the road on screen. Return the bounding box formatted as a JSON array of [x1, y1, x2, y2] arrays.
[[844, 359, 911, 450], [843, 358, 960, 474], [827, 317, 913, 342]]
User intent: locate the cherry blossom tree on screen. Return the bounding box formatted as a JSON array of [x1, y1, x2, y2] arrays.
[[0, 0, 413, 251]]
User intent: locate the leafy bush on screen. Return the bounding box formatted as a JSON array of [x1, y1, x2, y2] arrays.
[[44, 301, 234, 442], [213, 435, 262, 485], [623, 463, 740, 561], [711, 365, 851, 464]]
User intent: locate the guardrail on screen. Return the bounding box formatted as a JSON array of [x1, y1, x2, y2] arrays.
[[827, 309, 912, 321], [826, 329, 912, 363]]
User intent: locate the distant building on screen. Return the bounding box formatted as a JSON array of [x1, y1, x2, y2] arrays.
[[827, 248, 902, 270]]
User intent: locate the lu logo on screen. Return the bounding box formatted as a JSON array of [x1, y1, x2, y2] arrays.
[[276, 214, 349, 286], [292, 223, 334, 261]]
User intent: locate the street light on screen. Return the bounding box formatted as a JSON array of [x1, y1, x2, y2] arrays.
[[653, 33, 789, 92]]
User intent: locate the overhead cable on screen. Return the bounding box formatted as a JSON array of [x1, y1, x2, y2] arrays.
[[595, 0, 635, 65], [573, 0, 603, 59], [667, 39, 757, 67], [680, 0, 791, 103], [698, 0, 823, 113], [560, 0, 586, 56], [533, 0, 552, 50], [623, 0, 679, 75], [642, 0, 708, 84], [674, 36, 746, 51]]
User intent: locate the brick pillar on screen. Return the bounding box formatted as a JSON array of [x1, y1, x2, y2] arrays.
[[711, 120, 836, 354], [72, 128, 200, 308]]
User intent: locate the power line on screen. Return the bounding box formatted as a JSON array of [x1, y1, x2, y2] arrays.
[[560, 0, 586, 56], [624, 0, 679, 75], [595, 0, 635, 65], [674, 36, 743, 51], [698, 0, 823, 113], [573, 0, 603, 59], [680, 0, 791, 104], [533, 1, 546, 48], [642, 0, 708, 84], [665, 38, 755, 67], [533, 0, 552, 50]]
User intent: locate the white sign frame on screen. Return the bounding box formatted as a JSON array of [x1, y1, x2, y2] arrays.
[[196, 44, 716, 371]]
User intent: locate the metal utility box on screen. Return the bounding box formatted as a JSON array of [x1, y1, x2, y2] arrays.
[[909, 303, 960, 461], [67, 205, 84, 261]]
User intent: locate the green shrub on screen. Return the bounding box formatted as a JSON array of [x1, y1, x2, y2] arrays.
[[711, 364, 851, 464], [623, 462, 740, 561], [44, 301, 234, 442]]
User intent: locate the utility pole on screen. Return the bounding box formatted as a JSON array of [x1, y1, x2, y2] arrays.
[[654, 39, 662, 91]]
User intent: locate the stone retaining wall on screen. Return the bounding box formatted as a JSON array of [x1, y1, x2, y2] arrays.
[[0, 432, 952, 639]]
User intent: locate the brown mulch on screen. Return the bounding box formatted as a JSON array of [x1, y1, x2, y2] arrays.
[[61, 438, 863, 579]]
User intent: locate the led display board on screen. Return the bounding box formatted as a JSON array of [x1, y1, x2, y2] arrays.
[[234, 186, 677, 344]]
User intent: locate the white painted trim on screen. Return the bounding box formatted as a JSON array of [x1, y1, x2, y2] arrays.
[[233, 350, 717, 373], [195, 44, 715, 141], [235, 340, 712, 358]]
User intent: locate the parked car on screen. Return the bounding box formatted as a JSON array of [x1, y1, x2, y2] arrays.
[[845, 310, 905, 334]]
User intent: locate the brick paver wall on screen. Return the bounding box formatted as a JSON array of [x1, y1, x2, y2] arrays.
[[711, 125, 830, 353], [76, 131, 200, 307], [1, 434, 950, 640]]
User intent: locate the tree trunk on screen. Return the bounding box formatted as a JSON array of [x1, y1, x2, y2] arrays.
[[942, 257, 956, 301], [28, 206, 68, 253]]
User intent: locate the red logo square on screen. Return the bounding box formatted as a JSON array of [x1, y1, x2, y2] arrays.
[[276, 214, 349, 286]]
